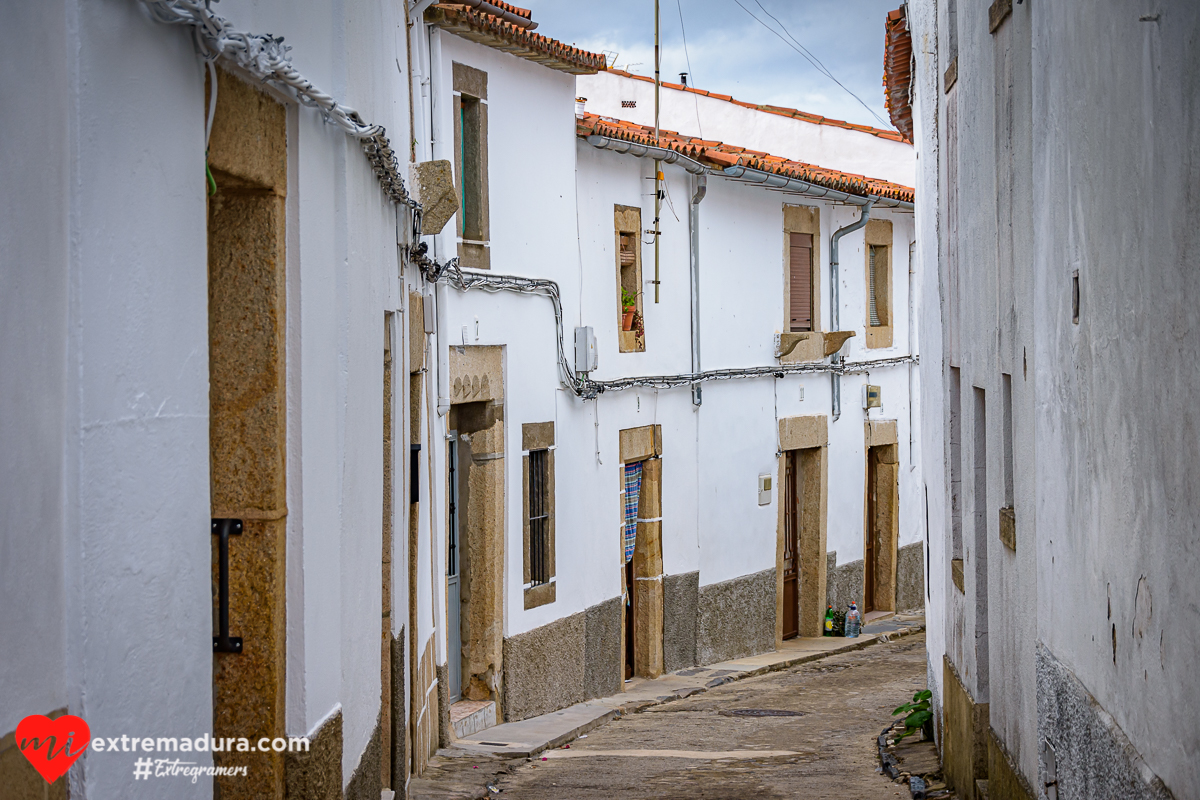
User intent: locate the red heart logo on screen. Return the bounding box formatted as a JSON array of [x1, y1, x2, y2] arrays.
[[16, 714, 91, 784]]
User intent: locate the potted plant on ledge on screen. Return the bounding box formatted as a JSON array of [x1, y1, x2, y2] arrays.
[[621, 287, 638, 331]]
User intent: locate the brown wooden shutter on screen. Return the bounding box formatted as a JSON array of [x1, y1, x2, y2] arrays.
[[789, 232, 813, 332]]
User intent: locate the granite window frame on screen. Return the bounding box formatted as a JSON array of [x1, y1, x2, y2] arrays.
[[522, 422, 556, 609]]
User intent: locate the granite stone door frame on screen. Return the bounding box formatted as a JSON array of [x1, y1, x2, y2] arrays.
[[619, 425, 664, 681], [775, 415, 829, 643], [864, 420, 900, 613], [446, 346, 505, 717], [206, 64, 289, 800]]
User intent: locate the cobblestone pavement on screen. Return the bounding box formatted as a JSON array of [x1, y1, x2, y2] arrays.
[[411, 632, 931, 800]]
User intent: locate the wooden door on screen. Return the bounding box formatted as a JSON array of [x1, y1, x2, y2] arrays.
[[782, 451, 800, 639], [865, 448, 878, 613]]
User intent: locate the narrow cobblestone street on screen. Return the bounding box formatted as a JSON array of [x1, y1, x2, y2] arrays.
[[413, 633, 932, 800]]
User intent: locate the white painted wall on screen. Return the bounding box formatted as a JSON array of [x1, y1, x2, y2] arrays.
[[0, 2, 217, 797], [914, 0, 1200, 794], [0, 0, 71, 745], [907, 0, 947, 740], [2, 0, 418, 794], [578, 71, 916, 188]]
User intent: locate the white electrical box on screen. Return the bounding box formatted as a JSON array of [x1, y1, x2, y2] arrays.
[[798, 386, 805, 402], [863, 384, 882, 410], [758, 474, 772, 506], [422, 292, 436, 334], [574, 326, 598, 373]]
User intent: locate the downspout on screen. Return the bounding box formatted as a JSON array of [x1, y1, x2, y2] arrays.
[[688, 173, 707, 406], [829, 198, 876, 421], [428, 24, 451, 417]]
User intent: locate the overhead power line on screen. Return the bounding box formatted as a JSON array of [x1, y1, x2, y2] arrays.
[[732, 0, 890, 129]]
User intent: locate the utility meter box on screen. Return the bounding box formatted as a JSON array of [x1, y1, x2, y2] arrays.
[[758, 474, 772, 506], [574, 326, 598, 373], [863, 384, 882, 410], [423, 292, 436, 334]]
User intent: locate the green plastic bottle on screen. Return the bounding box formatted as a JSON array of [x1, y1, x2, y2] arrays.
[[823, 606, 835, 636]]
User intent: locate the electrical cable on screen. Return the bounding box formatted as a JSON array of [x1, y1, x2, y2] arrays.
[[674, 0, 703, 139], [139, 0, 421, 213], [732, 0, 890, 129], [411, 242, 918, 401]]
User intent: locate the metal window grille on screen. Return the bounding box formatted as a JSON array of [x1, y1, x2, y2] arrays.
[[869, 245, 882, 327], [448, 436, 458, 577], [529, 449, 551, 586]]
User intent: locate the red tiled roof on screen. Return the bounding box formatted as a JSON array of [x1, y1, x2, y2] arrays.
[[605, 69, 906, 143], [578, 113, 914, 205], [883, 8, 914, 143], [425, 3, 607, 75]]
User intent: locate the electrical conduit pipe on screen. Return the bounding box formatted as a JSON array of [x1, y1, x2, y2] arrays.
[[689, 173, 707, 405], [829, 198, 876, 421]]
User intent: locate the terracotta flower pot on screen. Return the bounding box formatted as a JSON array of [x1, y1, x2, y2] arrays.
[[622, 307, 636, 331]]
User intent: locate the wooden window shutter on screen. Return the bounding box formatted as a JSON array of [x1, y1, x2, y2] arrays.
[[789, 232, 813, 332]]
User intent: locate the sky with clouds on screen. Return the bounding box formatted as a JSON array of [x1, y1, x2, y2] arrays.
[[521, 0, 902, 132]]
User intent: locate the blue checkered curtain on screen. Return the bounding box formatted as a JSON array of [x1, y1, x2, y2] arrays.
[[623, 462, 642, 563]]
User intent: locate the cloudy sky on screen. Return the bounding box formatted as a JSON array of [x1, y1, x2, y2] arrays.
[[521, 0, 902, 132]]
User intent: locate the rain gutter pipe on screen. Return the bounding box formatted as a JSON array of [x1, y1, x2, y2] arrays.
[[720, 165, 913, 210], [455, 0, 537, 28], [584, 135, 708, 174], [689, 174, 707, 406], [428, 24, 451, 417], [828, 199, 876, 421], [583, 136, 912, 210]]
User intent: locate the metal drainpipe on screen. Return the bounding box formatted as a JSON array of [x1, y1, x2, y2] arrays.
[[829, 198, 876, 421], [428, 25, 451, 417], [689, 173, 707, 406]]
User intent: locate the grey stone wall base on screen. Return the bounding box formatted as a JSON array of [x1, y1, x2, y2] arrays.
[[826, 552, 864, 613], [896, 541, 925, 612], [697, 568, 775, 665], [504, 609, 587, 722], [504, 597, 627, 722], [1036, 642, 1174, 800], [585, 596, 623, 699], [391, 630, 406, 799], [663, 571, 700, 672], [284, 708, 342, 800], [345, 709, 382, 800]]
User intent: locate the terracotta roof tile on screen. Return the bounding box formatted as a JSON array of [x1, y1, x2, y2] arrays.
[[426, 3, 607, 75], [578, 113, 914, 204], [883, 7, 914, 143], [606, 69, 906, 142]]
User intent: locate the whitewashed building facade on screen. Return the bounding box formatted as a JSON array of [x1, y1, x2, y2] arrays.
[[1, 1, 920, 798], [899, 0, 1200, 798]]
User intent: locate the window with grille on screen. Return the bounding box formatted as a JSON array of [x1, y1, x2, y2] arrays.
[[789, 232, 814, 332], [869, 245, 890, 327], [528, 449, 551, 586]]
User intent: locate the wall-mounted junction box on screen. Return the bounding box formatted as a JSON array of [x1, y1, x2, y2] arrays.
[[758, 474, 772, 506], [863, 384, 881, 410], [574, 326, 598, 373]]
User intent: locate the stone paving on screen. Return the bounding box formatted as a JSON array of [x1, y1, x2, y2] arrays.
[[409, 615, 927, 799]]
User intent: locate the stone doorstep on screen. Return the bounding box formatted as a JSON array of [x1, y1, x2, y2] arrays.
[[450, 700, 497, 740], [447, 621, 925, 762]]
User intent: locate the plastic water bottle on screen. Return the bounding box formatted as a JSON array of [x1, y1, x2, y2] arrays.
[[845, 602, 861, 638]]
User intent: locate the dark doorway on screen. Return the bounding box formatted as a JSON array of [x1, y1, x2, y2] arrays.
[[624, 558, 636, 679], [782, 451, 800, 639]]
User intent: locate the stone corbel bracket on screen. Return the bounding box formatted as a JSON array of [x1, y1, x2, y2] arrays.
[[776, 330, 856, 363]]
